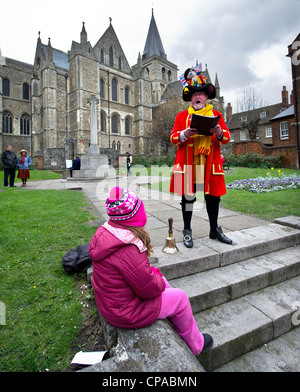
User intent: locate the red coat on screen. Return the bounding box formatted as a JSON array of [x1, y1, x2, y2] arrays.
[[170, 109, 231, 197], [89, 222, 166, 329]]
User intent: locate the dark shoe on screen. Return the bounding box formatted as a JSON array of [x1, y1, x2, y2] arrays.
[[182, 229, 193, 248], [210, 227, 232, 245], [201, 333, 214, 353], [10, 185, 17, 187]]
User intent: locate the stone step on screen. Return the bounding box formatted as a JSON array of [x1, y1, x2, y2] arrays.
[[169, 245, 300, 313], [194, 276, 300, 371], [153, 223, 300, 280], [214, 328, 300, 372]]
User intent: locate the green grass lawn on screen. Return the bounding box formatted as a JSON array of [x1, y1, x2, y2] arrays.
[[0, 187, 99, 372], [221, 167, 300, 220], [148, 167, 300, 221], [0, 169, 61, 187]]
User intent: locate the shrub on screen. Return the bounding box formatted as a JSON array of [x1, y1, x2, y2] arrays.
[[134, 154, 175, 167], [224, 152, 284, 168]]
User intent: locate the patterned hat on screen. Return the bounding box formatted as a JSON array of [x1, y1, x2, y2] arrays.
[[105, 187, 147, 227], [181, 67, 216, 101]]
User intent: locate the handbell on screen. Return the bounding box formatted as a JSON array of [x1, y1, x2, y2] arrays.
[[162, 217, 179, 254]]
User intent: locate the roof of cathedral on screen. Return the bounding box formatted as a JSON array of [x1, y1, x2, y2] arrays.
[[142, 9, 167, 60], [41, 44, 69, 70], [161, 80, 182, 100]]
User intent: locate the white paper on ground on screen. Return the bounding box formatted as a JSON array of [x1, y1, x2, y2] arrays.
[[71, 350, 107, 365]]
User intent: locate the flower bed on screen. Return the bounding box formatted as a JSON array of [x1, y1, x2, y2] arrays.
[[227, 174, 300, 193]]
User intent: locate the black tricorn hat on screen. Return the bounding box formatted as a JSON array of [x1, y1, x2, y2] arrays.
[[182, 68, 216, 101], [182, 83, 216, 101]]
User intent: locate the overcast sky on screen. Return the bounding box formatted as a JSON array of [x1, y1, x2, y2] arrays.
[[1, 0, 299, 113]]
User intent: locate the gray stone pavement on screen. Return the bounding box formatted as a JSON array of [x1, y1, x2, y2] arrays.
[[19, 175, 269, 247], [18, 176, 300, 372]]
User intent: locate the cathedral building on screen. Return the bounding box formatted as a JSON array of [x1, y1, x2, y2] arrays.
[[0, 10, 222, 170]]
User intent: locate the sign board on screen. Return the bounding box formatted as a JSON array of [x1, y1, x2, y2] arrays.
[[66, 160, 72, 169]]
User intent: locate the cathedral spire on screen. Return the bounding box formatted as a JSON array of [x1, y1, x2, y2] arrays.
[[81, 22, 87, 44], [142, 9, 167, 60]]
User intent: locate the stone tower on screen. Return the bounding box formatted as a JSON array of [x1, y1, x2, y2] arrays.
[[68, 23, 100, 157], [140, 9, 178, 104], [1, 10, 180, 169]]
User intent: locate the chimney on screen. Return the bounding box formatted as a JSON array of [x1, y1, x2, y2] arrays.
[[282, 86, 288, 107], [226, 103, 232, 122], [290, 90, 294, 106]]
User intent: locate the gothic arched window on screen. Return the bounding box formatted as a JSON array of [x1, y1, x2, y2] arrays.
[[23, 83, 30, 100], [20, 114, 31, 135], [109, 47, 114, 67], [100, 49, 104, 63], [112, 79, 118, 101], [100, 78, 105, 98], [125, 87, 129, 104], [111, 115, 118, 133], [3, 78, 10, 97], [100, 111, 106, 133], [2, 111, 13, 133], [125, 117, 131, 135]]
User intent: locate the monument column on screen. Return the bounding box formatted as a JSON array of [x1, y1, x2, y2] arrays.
[[87, 95, 100, 154], [71, 94, 109, 180]]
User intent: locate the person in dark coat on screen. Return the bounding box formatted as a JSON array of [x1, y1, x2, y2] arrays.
[[69, 156, 81, 177], [1, 145, 17, 187]]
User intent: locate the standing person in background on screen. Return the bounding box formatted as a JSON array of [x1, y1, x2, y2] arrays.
[[17, 149, 32, 187], [126, 152, 132, 176], [1, 145, 17, 187]]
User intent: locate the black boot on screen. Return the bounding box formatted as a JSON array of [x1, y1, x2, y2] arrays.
[[201, 333, 214, 353], [182, 229, 193, 248], [210, 227, 232, 245]]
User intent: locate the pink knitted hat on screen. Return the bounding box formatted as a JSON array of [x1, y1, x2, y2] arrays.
[[105, 187, 147, 227]]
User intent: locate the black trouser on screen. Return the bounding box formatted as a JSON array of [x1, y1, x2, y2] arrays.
[[181, 193, 220, 232], [4, 168, 16, 187]]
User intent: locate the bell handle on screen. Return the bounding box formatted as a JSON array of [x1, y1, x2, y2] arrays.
[[168, 217, 173, 234]]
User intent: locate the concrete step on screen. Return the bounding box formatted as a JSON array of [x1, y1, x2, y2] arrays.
[[169, 245, 300, 313], [214, 328, 300, 372], [153, 223, 300, 280], [194, 276, 300, 371]]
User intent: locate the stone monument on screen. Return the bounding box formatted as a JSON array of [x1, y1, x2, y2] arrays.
[[72, 95, 110, 180]]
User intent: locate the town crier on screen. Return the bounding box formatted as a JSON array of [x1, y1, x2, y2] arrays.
[[170, 66, 232, 248]]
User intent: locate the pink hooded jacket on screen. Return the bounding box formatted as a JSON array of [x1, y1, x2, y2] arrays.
[[88, 221, 166, 329]]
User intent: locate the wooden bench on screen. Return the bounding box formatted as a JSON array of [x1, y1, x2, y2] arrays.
[[222, 159, 229, 170]]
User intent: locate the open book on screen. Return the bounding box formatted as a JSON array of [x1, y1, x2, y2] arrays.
[[190, 114, 220, 135]]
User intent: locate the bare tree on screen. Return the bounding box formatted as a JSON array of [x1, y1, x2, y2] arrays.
[[236, 84, 268, 140], [150, 95, 187, 153]]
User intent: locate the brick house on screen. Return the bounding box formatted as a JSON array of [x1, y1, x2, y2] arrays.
[[270, 105, 297, 168], [287, 33, 300, 168], [225, 86, 290, 146], [224, 32, 300, 169]]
